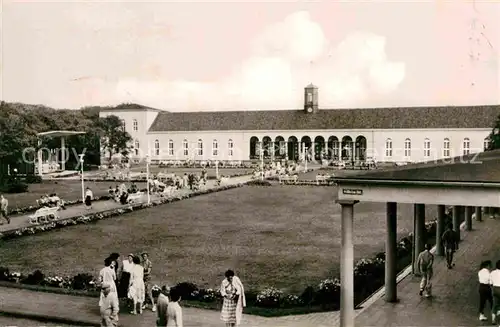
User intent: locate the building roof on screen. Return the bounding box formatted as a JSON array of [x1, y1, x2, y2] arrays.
[[100, 103, 163, 112], [37, 130, 86, 137], [333, 149, 500, 184], [148, 105, 499, 132]]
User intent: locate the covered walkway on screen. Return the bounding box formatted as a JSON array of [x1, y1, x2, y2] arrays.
[[333, 150, 500, 327]]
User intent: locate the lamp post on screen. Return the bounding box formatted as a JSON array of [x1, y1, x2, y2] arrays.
[[146, 154, 151, 205], [302, 143, 308, 172], [260, 142, 264, 181], [215, 160, 219, 180], [78, 154, 85, 202]]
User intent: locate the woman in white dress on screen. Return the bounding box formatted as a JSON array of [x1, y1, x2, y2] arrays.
[[98, 257, 117, 307], [166, 287, 183, 327], [128, 255, 145, 314]]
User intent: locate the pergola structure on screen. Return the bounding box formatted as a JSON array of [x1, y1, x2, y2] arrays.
[[333, 150, 500, 327], [36, 130, 86, 176]]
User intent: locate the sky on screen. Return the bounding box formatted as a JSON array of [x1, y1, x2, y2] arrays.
[[1, 0, 499, 111]]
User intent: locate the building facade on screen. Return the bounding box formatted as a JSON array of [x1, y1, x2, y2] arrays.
[[99, 85, 498, 164]]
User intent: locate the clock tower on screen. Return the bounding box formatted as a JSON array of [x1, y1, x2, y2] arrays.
[[304, 83, 319, 114]]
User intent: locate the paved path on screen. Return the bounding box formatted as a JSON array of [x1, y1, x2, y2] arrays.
[[0, 176, 252, 234], [1, 216, 498, 327], [355, 216, 500, 326]]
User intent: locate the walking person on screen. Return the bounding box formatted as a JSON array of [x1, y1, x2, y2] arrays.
[[85, 187, 93, 210], [99, 257, 117, 307], [490, 260, 500, 324], [166, 286, 183, 327], [128, 255, 145, 315], [0, 194, 10, 224], [441, 223, 459, 269], [478, 260, 493, 321], [99, 283, 119, 327], [141, 252, 156, 312], [416, 244, 434, 297], [220, 270, 246, 327], [155, 286, 170, 327]]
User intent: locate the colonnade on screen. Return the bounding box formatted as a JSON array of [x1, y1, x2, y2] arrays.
[[338, 200, 494, 327]]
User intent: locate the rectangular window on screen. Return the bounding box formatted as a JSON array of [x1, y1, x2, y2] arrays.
[[385, 140, 392, 157], [168, 141, 174, 156]]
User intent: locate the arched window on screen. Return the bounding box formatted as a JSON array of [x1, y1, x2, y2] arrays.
[[212, 139, 218, 156], [228, 139, 234, 157], [385, 138, 392, 157], [423, 138, 431, 158], [183, 139, 189, 156], [404, 138, 411, 158], [134, 140, 140, 156], [463, 138, 470, 155], [154, 139, 160, 156], [168, 139, 174, 156], [133, 119, 138, 131], [484, 138, 490, 151], [443, 138, 450, 157], [197, 139, 203, 156]]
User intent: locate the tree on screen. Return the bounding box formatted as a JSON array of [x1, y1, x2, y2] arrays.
[[486, 114, 500, 151], [98, 115, 133, 162], [0, 102, 37, 178]]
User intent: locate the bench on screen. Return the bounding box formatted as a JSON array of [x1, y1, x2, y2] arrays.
[[28, 207, 60, 224], [279, 175, 298, 184], [316, 175, 332, 185], [127, 192, 144, 204]]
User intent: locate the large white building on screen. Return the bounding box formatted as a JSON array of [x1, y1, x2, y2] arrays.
[[99, 84, 499, 164]]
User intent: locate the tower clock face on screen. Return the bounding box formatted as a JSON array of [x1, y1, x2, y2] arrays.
[[307, 107, 313, 113]]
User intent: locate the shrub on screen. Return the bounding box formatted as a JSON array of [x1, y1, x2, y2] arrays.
[[71, 273, 95, 290], [24, 174, 42, 184], [175, 282, 199, 300], [299, 286, 315, 305], [0, 267, 10, 281], [197, 288, 219, 302], [256, 287, 283, 308], [314, 279, 340, 305], [22, 270, 45, 285], [0, 179, 29, 193], [246, 180, 272, 186]]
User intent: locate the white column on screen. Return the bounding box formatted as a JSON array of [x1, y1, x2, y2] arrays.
[[37, 138, 43, 176], [61, 137, 66, 171], [338, 200, 357, 327]]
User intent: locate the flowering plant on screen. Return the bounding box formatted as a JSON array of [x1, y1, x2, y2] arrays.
[[256, 287, 283, 308]]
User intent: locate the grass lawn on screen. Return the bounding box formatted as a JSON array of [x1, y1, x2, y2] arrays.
[[5, 180, 147, 210], [0, 186, 437, 295], [126, 166, 254, 177]]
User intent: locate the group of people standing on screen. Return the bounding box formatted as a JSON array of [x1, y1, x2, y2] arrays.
[[98, 252, 156, 326], [98, 257, 246, 327]]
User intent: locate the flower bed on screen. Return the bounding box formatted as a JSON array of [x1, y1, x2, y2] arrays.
[[83, 172, 251, 183], [9, 195, 113, 216], [0, 184, 245, 241], [0, 216, 442, 317]]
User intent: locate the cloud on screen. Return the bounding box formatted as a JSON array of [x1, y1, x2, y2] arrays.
[[85, 11, 405, 111]]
